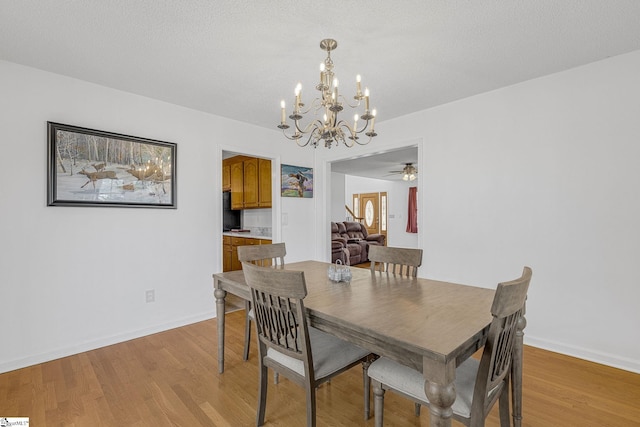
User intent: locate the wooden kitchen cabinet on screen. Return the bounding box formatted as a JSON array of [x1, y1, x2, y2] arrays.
[[227, 155, 271, 209], [230, 236, 245, 271], [222, 236, 232, 272], [223, 236, 272, 271], [222, 158, 231, 192], [230, 158, 245, 209], [258, 158, 272, 208], [243, 157, 259, 208]]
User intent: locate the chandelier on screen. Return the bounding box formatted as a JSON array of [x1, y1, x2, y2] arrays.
[[278, 39, 377, 149], [402, 163, 417, 181]]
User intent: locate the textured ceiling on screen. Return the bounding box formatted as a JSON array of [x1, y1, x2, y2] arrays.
[[2, 1, 640, 179]]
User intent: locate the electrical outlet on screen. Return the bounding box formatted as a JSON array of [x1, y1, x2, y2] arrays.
[[145, 289, 155, 303]]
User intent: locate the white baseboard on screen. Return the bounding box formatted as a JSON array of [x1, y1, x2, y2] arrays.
[[0, 310, 216, 374], [525, 335, 640, 374]]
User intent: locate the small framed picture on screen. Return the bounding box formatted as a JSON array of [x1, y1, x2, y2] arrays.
[[281, 164, 313, 198], [47, 122, 177, 208]]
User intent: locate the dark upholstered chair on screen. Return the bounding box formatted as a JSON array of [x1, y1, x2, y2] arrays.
[[331, 222, 364, 265], [331, 240, 349, 264], [343, 221, 386, 246], [331, 221, 385, 265], [331, 222, 350, 264]]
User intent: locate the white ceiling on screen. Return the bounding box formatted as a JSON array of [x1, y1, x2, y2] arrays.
[[331, 146, 419, 181], [3, 1, 640, 180]]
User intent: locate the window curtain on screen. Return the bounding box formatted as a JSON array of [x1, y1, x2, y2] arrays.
[[406, 186, 418, 233]]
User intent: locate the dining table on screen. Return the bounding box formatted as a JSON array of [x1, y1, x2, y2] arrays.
[[212, 260, 526, 427]]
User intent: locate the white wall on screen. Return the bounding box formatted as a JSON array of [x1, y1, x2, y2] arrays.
[[315, 50, 640, 373], [3, 47, 640, 374], [330, 172, 346, 221], [343, 175, 419, 248], [241, 208, 272, 233], [0, 60, 314, 373]]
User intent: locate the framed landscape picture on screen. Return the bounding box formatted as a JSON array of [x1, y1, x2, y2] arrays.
[[47, 122, 177, 208], [281, 164, 313, 198]]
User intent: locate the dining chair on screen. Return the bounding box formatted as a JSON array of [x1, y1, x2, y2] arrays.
[[237, 243, 286, 362], [368, 266, 532, 427], [368, 244, 424, 416], [242, 261, 372, 427], [368, 245, 423, 277]]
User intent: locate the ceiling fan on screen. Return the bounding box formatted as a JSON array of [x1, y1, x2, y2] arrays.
[[386, 163, 418, 181]]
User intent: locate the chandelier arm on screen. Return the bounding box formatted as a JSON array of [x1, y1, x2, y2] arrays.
[[353, 118, 371, 135], [281, 129, 308, 143], [341, 95, 363, 110], [294, 132, 315, 148], [354, 134, 374, 146], [293, 119, 323, 135], [337, 122, 356, 148], [336, 120, 351, 133], [281, 126, 321, 148], [346, 116, 375, 135], [297, 98, 322, 116], [336, 121, 375, 146]]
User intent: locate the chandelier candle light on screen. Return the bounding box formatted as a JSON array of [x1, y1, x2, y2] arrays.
[[278, 39, 378, 148]]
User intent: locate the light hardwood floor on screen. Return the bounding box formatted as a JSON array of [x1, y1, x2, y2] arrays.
[[1, 308, 639, 426]]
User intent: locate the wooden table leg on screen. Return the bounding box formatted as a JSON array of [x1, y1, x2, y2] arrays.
[[511, 305, 527, 427], [214, 284, 227, 374], [424, 358, 456, 427], [363, 356, 373, 420]]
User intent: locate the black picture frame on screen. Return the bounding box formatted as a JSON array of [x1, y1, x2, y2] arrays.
[[47, 122, 177, 208]]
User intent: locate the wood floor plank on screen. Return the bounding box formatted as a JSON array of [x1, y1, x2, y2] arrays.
[[1, 309, 639, 426]]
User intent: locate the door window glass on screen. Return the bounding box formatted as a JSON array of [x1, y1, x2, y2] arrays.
[[365, 200, 374, 227], [381, 195, 387, 231]]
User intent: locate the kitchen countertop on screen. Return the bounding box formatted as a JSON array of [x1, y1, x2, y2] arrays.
[[223, 231, 272, 240]]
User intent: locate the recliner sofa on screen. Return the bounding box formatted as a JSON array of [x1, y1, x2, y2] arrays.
[[331, 221, 386, 265]]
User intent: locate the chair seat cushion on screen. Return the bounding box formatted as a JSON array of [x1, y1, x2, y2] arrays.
[[368, 356, 479, 418], [266, 327, 370, 379]]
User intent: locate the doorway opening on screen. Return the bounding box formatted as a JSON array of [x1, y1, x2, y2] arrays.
[[219, 148, 279, 274], [328, 142, 421, 250]]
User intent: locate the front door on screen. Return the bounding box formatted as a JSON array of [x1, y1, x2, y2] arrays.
[[360, 192, 380, 235]]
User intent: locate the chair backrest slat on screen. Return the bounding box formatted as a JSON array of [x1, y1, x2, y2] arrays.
[[472, 266, 532, 420], [242, 262, 310, 362], [368, 245, 423, 277], [237, 242, 286, 268]]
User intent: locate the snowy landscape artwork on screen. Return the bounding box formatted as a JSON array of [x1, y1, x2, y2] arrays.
[[47, 122, 177, 208]]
